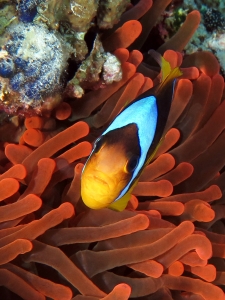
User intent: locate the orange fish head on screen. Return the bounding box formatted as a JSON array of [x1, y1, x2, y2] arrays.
[[81, 142, 137, 209]]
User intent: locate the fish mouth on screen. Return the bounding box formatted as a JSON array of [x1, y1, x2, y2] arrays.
[[84, 172, 111, 191], [92, 175, 108, 185], [81, 169, 121, 207], [82, 173, 112, 202], [87, 169, 113, 186]]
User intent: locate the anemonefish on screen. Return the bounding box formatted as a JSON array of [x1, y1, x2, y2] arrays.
[[81, 54, 183, 211]]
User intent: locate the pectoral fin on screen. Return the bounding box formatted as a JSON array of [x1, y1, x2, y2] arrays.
[[108, 179, 139, 211], [108, 192, 131, 211]]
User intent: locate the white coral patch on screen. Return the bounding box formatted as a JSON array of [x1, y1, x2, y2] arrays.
[[103, 53, 122, 84]]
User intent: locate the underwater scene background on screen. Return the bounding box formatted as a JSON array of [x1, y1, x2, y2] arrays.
[[0, 0, 225, 299]]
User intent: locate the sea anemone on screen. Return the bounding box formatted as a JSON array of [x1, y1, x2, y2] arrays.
[[0, 0, 225, 299]]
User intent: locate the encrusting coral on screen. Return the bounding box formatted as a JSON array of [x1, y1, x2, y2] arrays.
[[0, 0, 127, 114], [0, 0, 225, 299]]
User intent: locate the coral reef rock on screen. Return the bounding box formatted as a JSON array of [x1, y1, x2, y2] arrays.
[[0, 22, 71, 114], [0, 0, 127, 114]]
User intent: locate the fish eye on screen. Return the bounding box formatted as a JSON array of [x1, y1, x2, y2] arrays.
[[125, 155, 139, 173], [94, 137, 104, 153]]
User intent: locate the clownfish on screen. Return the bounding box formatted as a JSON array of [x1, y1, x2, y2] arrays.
[[81, 54, 182, 211]]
